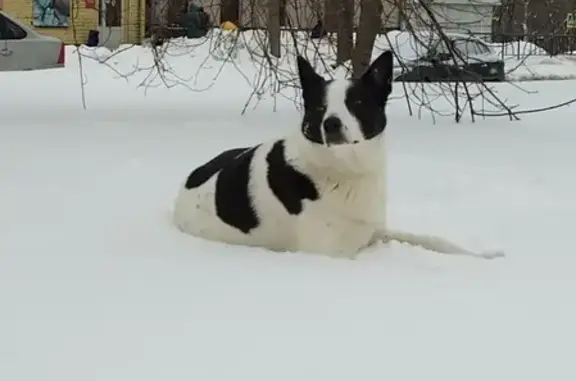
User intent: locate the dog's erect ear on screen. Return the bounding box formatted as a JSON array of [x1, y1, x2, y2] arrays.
[[360, 50, 393, 101], [297, 55, 324, 104]]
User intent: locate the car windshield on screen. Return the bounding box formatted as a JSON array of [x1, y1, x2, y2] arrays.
[[454, 39, 491, 56], [423, 39, 451, 58]]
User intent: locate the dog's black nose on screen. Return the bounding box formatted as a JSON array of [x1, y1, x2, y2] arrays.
[[323, 116, 342, 134]]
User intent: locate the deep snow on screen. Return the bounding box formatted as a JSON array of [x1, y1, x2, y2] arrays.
[[1, 41, 576, 381]]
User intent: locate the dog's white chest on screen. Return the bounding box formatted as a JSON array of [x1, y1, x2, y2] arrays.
[[294, 174, 386, 256]]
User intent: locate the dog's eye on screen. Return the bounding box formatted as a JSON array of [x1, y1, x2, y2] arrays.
[[317, 105, 327, 112]]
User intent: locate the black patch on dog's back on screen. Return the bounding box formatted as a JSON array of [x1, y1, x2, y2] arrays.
[[185, 147, 250, 189], [266, 140, 319, 215], [215, 146, 260, 234]]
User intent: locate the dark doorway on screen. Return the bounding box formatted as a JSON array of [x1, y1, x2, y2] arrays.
[[220, 0, 239, 25]]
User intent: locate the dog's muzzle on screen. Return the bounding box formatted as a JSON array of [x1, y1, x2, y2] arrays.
[[322, 116, 356, 146]]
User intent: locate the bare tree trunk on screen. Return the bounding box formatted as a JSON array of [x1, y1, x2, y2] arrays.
[[324, 0, 339, 32], [351, 0, 382, 77], [504, 0, 517, 35], [522, 0, 529, 39], [336, 0, 354, 65], [151, 0, 170, 39], [268, 0, 281, 57]]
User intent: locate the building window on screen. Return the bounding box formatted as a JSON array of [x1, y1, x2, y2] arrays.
[[100, 0, 122, 27]]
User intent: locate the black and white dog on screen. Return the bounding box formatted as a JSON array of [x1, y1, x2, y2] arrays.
[[173, 51, 503, 259]]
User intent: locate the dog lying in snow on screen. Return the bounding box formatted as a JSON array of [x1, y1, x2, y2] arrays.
[[173, 51, 503, 259]]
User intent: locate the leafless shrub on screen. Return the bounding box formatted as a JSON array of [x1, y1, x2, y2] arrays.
[[66, 0, 576, 121]]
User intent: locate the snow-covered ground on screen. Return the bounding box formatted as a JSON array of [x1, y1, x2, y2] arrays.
[[184, 29, 576, 82], [2, 44, 576, 381], [491, 43, 576, 81], [78, 30, 576, 83]]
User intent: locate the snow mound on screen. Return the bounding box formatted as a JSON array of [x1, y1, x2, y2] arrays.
[[505, 55, 576, 81], [65, 29, 576, 89], [488, 40, 549, 57]]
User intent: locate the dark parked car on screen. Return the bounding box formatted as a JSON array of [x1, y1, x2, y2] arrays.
[[394, 33, 505, 83]]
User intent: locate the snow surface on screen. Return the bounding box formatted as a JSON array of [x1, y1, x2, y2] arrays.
[[201, 29, 576, 81], [72, 30, 576, 82], [2, 43, 576, 381], [481, 39, 576, 80]]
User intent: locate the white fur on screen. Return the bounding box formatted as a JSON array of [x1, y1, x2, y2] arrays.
[[375, 229, 504, 259], [173, 78, 504, 260], [173, 125, 386, 258]]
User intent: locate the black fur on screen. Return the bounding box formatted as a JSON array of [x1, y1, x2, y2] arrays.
[[184, 146, 260, 234], [344, 81, 388, 140], [346, 51, 393, 140], [297, 56, 330, 144], [300, 100, 328, 144], [213, 146, 260, 234], [266, 140, 319, 215], [185, 147, 250, 189]]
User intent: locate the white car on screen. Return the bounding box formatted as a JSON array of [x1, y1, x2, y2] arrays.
[[0, 11, 65, 71]]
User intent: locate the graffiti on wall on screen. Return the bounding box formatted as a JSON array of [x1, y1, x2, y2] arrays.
[[33, 0, 71, 27]]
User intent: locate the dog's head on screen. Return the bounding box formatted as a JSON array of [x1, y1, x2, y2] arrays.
[[296, 51, 393, 147]]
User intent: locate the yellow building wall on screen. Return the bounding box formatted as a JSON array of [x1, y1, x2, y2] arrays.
[[1, 0, 145, 45], [123, 0, 146, 44]]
